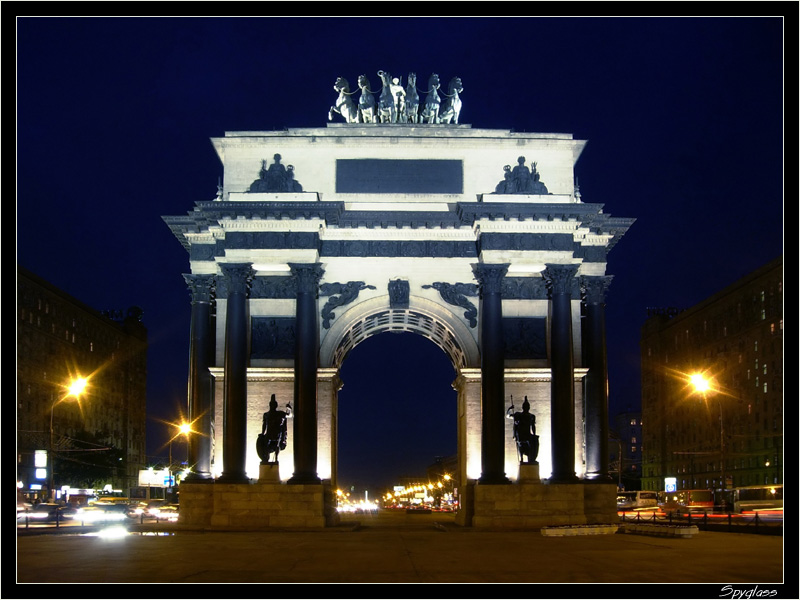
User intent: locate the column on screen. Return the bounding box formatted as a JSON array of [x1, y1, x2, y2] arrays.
[[543, 263, 579, 483], [183, 274, 216, 482], [473, 263, 510, 485], [217, 263, 254, 483], [582, 276, 614, 482], [288, 263, 324, 485]]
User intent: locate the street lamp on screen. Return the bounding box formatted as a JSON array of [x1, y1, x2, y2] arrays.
[[689, 372, 726, 497], [49, 376, 88, 500], [168, 421, 192, 479]]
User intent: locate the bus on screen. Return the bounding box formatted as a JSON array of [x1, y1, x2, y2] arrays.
[[616, 490, 658, 510], [659, 489, 716, 513], [731, 485, 783, 513]]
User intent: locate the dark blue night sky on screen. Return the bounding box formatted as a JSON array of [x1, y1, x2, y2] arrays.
[[16, 16, 784, 488]]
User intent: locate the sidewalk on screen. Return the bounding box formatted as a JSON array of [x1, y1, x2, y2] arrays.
[[15, 514, 786, 589]]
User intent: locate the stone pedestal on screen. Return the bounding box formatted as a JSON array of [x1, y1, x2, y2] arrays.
[[518, 462, 541, 483], [470, 481, 618, 529], [259, 462, 281, 483], [179, 482, 340, 530]]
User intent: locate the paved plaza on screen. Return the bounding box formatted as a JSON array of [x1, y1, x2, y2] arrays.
[[15, 512, 787, 592]]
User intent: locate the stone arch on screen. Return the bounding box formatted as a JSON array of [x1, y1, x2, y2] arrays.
[[319, 294, 480, 370], [317, 294, 480, 501]]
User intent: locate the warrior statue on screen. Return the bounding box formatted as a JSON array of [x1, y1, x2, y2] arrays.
[[507, 396, 539, 464], [257, 394, 293, 463]]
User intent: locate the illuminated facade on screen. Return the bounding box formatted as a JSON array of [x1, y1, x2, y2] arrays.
[[16, 266, 148, 500], [640, 256, 783, 494], [164, 119, 633, 527]]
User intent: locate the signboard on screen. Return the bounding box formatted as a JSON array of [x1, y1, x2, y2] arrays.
[[139, 468, 171, 487], [664, 477, 677, 493]]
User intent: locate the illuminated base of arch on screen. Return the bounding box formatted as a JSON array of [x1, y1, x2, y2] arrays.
[[179, 481, 340, 530], [464, 481, 618, 529]]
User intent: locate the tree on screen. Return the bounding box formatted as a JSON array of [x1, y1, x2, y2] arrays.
[[54, 430, 124, 489]]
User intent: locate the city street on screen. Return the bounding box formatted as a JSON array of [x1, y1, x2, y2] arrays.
[[16, 509, 786, 587]]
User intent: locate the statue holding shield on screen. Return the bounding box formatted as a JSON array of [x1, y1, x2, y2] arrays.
[[507, 396, 539, 464], [257, 394, 292, 464]]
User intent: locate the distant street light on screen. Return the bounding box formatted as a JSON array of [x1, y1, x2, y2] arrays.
[[49, 376, 89, 500], [168, 421, 192, 477], [689, 372, 727, 496]]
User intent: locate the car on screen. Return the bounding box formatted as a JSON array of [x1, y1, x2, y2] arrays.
[[74, 503, 134, 524], [17, 503, 75, 522]]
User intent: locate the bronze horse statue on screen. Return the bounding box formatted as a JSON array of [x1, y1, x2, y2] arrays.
[[439, 76, 463, 124], [357, 74, 376, 123], [420, 73, 442, 123], [405, 72, 420, 123], [328, 77, 359, 123], [376, 70, 397, 123]]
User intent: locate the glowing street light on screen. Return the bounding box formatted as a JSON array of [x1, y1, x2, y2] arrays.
[[49, 375, 90, 500], [689, 373, 711, 394], [688, 371, 727, 495], [168, 420, 192, 474]]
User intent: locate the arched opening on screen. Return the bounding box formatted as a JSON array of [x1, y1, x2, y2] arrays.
[[336, 332, 457, 499]]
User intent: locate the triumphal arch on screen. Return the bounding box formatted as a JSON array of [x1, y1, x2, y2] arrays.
[[163, 71, 634, 529]]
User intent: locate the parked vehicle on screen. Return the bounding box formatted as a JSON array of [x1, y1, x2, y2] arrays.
[[616, 491, 658, 510], [731, 485, 783, 513], [659, 489, 715, 514]]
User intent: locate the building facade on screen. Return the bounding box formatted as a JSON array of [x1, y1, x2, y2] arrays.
[[16, 267, 148, 501], [640, 257, 783, 494], [609, 411, 643, 491]]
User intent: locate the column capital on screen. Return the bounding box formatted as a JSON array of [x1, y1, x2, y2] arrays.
[[289, 263, 325, 295], [542, 263, 580, 297], [219, 263, 254, 295], [183, 273, 216, 304], [472, 263, 509, 295], [581, 275, 614, 305]]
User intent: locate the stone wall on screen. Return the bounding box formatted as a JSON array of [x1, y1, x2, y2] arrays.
[[179, 482, 340, 530], [470, 482, 618, 529]]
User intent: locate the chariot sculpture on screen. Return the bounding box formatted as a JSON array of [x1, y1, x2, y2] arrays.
[[328, 71, 463, 125]]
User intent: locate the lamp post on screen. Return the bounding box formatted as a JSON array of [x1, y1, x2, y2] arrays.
[[49, 377, 88, 501], [168, 421, 192, 482], [689, 373, 726, 497]]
